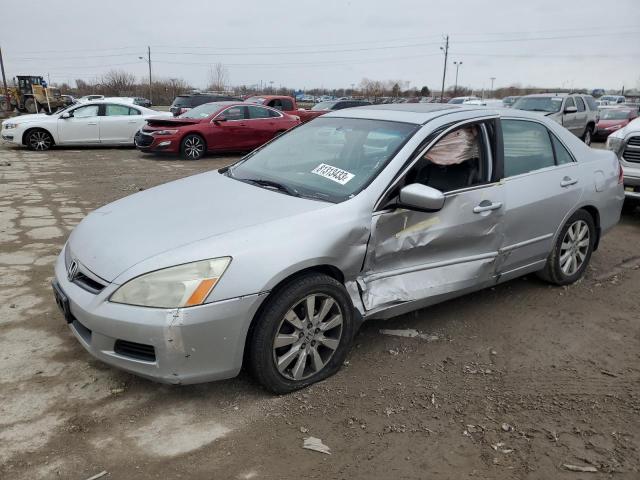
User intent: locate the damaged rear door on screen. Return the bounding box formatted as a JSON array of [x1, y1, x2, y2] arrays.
[[359, 118, 504, 316]]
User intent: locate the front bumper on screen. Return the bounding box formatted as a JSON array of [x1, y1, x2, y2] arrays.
[[53, 250, 265, 384], [134, 130, 180, 153]]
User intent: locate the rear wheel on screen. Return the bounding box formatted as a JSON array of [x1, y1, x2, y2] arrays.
[[25, 129, 53, 151], [180, 134, 206, 160], [537, 209, 595, 285], [248, 273, 355, 394], [582, 125, 593, 146]]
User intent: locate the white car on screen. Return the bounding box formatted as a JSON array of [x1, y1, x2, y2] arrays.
[[1, 101, 169, 150], [463, 98, 504, 108], [606, 116, 640, 203]]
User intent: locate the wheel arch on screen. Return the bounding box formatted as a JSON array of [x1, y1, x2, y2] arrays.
[[22, 126, 56, 146], [550, 204, 601, 254], [241, 263, 350, 368]]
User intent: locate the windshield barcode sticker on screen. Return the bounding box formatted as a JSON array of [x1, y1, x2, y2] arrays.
[[311, 164, 355, 185]]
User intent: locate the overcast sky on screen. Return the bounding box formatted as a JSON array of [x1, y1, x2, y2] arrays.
[[3, 0, 639, 92]]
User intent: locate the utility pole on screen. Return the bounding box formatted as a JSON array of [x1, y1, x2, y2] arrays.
[[490, 77, 496, 94], [139, 47, 153, 103], [439, 35, 449, 103], [0, 46, 10, 112], [453, 61, 462, 96], [147, 46, 152, 103]]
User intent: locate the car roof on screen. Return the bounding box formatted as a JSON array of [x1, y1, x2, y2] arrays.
[[324, 103, 546, 125]]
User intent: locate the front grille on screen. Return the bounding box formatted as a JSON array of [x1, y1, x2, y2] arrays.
[[73, 272, 106, 294], [627, 136, 640, 147], [114, 340, 156, 362], [135, 131, 154, 147], [623, 148, 640, 163]]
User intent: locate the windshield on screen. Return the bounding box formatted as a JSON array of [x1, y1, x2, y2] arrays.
[[312, 101, 337, 111], [600, 109, 631, 120], [179, 103, 224, 119], [227, 117, 418, 203], [448, 98, 465, 104], [513, 96, 563, 113]]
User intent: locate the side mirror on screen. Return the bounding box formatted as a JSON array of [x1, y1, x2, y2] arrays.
[[564, 106, 578, 114], [398, 183, 445, 212], [213, 117, 227, 124], [60, 112, 71, 119]]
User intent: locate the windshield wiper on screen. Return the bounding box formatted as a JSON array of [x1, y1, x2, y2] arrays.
[[243, 178, 301, 197]]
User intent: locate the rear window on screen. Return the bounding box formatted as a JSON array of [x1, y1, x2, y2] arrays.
[[171, 96, 192, 108]]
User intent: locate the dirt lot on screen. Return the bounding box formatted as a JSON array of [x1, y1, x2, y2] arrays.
[[1, 141, 639, 480]]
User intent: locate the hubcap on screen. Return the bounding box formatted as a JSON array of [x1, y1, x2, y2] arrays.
[[184, 137, 203, 158], [585, 130, 591, 145], [559, 220, 590, 276], [272, 294, 343, 381], [29, 132, 51, 150]]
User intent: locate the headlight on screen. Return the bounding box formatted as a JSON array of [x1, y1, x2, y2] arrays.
[[110, 257, 231, 308], [606, 136, 623, 155], [2, 122, 17, 130], [152, 129, 178, 135]]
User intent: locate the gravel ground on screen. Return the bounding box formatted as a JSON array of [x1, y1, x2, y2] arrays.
[[0, 141, 638, 480]]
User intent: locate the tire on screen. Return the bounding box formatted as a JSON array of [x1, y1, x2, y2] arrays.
[[24, 97, 37, 114], [248, 273, 355, 394], [582, 125, 593, 146], [537, 209, 595, 285], [25, 129, 54, 151], [180, 134, 206, 160]]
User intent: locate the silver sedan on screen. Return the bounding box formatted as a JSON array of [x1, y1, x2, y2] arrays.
[[53, 104, 624, 393]]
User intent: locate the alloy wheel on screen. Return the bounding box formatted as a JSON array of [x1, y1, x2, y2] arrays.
[[184, 136, 204, 159], [29, 131, 52, 150], [559, 219, 590, 276], [584, 129, 592, 146], [272, 294, 343, 381]]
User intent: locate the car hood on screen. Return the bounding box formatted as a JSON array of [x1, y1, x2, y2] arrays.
[[144, 116, 202, 127], [4, 113, 51, 125], [67, 171, 329, 282], [608, 116, 640, 140], [597, 119, 627, 128]]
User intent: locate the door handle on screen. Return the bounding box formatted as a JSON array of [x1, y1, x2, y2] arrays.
[[87, 122, 98, 126], [473, 202, 502, 214], [560, 177, 578, 187]]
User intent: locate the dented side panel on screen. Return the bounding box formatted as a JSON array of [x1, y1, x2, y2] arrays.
[[359, 185, 505, 311]]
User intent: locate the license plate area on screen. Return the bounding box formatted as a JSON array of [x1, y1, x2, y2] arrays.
[[52, 280, 74, 324]]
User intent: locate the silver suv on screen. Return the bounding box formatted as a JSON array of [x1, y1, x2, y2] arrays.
[[512, 94, 599, 145]]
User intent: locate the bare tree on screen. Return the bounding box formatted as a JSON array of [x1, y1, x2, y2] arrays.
[[101, 70, 137, 96], [207, 63, 229, 92]]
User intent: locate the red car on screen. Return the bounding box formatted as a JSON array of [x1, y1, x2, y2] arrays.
[[135, 102, 301, 159], [595, 107, 638, 139]]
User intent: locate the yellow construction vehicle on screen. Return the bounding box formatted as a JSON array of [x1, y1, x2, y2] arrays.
[[0, 75, 65, 113]]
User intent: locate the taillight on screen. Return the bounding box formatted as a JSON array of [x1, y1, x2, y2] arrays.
[[618, 162, 624, 184]]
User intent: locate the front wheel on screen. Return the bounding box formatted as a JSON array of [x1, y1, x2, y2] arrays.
[[25, 129, 54, 151], [248, 273, 355, 394], [537, 209, 595, 285], [180, 134, 206, 160], [24, 97, 37, 114]]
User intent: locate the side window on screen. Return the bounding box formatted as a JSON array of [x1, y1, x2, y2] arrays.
[[281, 99, 294, 111], [105, 104, 131, 116], [72, 105, 99, 118], [219, 106, 247, 121], [575, 97, 585, 112], [247, 106, 271, 119], [551, 134, 574, 165], [268, 108, 282, 118], [128, 107, 141, 116], [502, 120, 554, 177], [269, 99, 283, 110], [564, 97, 575, 110], [404, 124, 487, 193], [584, 96, 598, 110]]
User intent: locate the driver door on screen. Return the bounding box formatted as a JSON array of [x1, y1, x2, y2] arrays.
[[207, 105, 250, 150], [57, 104, 100, 144], [360, 120, 504, 315]]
